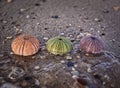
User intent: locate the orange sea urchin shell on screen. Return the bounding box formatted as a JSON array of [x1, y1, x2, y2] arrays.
[[11, 34, 40, 56]]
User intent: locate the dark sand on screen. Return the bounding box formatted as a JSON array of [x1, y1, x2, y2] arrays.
[[0, 0, 120, 88]]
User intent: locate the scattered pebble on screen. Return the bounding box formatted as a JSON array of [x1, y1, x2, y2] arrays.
[[0, 83, 20, 88], [37, 22, 40, 25], [21, 80, 28, 87], [66, 56, 72, 60], [35, 79, 40, 86], [10, 52, 14, 55], [102, 81, 106, 85], [87, 67, 92, 73], [43, 37, 48, 40], [72, 75, 78, 79], [41, 46, 46, 50], [34, 66, 40, 70], [72, 67, 76, 71], [94, 18, 101, 22], [76, 55, 80, 59], [113, 6, 120, 11], [71, 70, 79, 76], [40, 55, 46, 59], [6, 36, 12, 40], [60, 32, 65, 36], [51, 15, 59, 19], [7, 0, 12, 3], [0, 54, 3, 57], [110, 39, 115, 42], [26, 15, 30, 19], [110, 83, 115, 88], [3, 20, 7, 24], [67, 62, 74, 67], [20, 8, 26, 12], [104, 74, 109, 80], [60, 60, 65, 63]]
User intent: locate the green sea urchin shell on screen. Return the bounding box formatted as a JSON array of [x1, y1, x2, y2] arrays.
[[46, 36, 72, 55]]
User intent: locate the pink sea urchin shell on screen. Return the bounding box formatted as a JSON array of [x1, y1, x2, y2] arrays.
[[80, 36, 104, 54]]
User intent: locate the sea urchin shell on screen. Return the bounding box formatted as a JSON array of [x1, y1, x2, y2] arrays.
[[11, 34, 40, 56], [80, 35, 104, 54], [46, 36, 72, 55]]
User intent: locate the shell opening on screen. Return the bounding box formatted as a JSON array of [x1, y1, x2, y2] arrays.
[[58, 38, 62, 40], [23, 37, 29, 40], [90, 36, 96, 40]]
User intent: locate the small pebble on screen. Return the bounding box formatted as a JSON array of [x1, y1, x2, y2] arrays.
[[26, 15, 30, 19], [74, 64, 78, 67], [60, 60, 65, 63], [10, 52, 14, 55], [37, 22, 40, 25], [3, 20, 7, 24], [66, 56, 72, 60], [72, 75, 78, 79], [76, 35, 81, 39], [71, 70, 79, 76], [51, 15, 59, 19], [72, 67, 76, 71], [111, 39, 115, 42], [35, 79, 40, 86], [113, 6, 120, 11], [43, 37, 48, 40], [60, 32, 64, 36], [110, 83, 115, 88], [94, 18, 101, 22], [76, 55, 80, 59], [7, 0, 12, 3], [87, 67, 92, 73], [21, 80, 28, 87], [104, 74, 109, 80], [6, 36, 12, 40], [40, 55, 46, 59], [67, 62, 74, 67], [20, 8, 26, 12], [41, 46, 46, 50], [102, 81, 106, 85]]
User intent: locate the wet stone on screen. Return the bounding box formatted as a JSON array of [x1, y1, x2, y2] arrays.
[[71, 70, 79, 76], [43, 37, 48, 40], [94, 18, 101, 22], [7, 0, 12, 3], [26, 15, 30, 19], [0, 83, 21, 88], [20, 8, 26, 12], [60, 32, 65, 36], [34, 66, 40, 70], [51, 15, 59, 19], [66, 56, 72, 60], [67, 62, 74, 67]]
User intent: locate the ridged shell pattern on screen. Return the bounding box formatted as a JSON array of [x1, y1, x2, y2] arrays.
[[46, 36, 72, 55], [11, 34, 40, 56], [80, 36, 104, 54]]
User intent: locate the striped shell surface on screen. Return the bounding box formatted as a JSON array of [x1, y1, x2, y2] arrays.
[[46, 36, 72, 55], [80, 36, 104, 54], [11, 34, 40, 56]]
